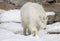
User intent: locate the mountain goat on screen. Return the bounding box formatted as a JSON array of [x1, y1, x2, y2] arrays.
[[21, 2, 47, 36]]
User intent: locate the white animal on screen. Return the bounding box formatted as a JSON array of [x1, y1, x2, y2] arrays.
[[21, 2, 47, 36]]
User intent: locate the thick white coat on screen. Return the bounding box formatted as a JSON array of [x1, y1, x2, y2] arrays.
[[21, 2, 47, 36]]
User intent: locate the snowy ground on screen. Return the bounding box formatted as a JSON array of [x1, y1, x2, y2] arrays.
[[0, 9, 60, 41], [0, 9, 21, 22]]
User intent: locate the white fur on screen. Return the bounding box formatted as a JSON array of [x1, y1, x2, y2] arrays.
[[21, 2, 47, 36]]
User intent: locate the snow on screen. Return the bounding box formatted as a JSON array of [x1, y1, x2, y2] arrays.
[[1, 35, 41, 41], [0, 29, 15, 41], [39, 34, 60, 41], [0, 9, 60, 41], [0, 9, 7, 19], [0, 23, 23, 33], [1, 30, 60, 41], [46, 22, 60, 32], [0, 9, 6, 14], [0, 9, 21, 22], [46, 12, 55, 16]]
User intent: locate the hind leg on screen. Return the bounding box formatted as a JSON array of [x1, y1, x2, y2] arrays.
[[28, 27, 31, 35], [23, 27, 31, 36], [32, 28, 38, 36], [23, 27, 27, 36], [23, 23, 31, 36]]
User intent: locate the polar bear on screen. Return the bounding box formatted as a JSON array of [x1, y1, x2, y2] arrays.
[[21, 2, 47, 36]]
